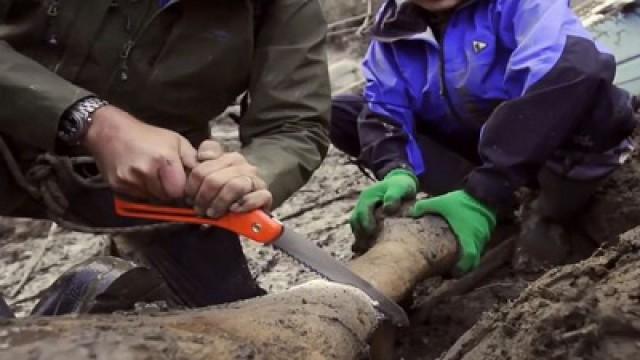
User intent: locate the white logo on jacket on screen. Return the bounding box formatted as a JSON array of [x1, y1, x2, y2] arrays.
[[473, 41, 488, 53]]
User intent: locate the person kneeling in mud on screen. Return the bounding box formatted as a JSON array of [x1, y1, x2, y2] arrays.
[[331, 0, 639, 273], [0, 0, 330, 317]]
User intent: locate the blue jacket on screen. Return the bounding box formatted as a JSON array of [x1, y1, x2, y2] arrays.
[[359, 0, 636, 212]]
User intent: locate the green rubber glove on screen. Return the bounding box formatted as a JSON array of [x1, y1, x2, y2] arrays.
[[351, 168, 418, 241], [409, 190, 496, 273]]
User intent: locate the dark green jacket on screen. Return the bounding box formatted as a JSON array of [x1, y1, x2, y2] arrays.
[[0, 0, 330, 208]]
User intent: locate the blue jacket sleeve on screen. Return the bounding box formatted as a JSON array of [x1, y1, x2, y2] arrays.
[[464, 0, 635, 213], [360, 40, 425, 178]]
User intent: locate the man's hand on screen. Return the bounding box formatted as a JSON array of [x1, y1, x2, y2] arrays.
[[409, 190, 497, 273], [185, 140, 272, 218], [83, 105, 197, 200], [350, 168, 418, 242]]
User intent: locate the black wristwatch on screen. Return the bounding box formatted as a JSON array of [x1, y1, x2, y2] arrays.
[[58, 96, 109, 145]]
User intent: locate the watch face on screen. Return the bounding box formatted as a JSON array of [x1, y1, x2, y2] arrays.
[[58, 97, 108, 144], [58, 116, 83, 144]]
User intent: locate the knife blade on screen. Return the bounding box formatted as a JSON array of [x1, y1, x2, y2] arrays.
[[273, 227, 409, 326], [114, 197, 409, 326]]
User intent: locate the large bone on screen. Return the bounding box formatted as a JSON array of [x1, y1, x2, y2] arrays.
[[0, 216, 459, 359], [349, 216, 459, 301]]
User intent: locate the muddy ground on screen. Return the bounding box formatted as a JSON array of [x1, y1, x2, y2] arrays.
[[3, 132, 639, 360], [438, 227, 640, 360], [2, 1, 640, 359]]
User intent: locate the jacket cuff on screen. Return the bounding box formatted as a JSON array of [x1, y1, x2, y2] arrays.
[[376, 162, 415, 181], [464, 167, 517, 217], [19, 83, 93, 152]]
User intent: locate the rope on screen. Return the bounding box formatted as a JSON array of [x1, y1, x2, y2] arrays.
[[49, 214, 180, 235], [0, 137, 178, 235]]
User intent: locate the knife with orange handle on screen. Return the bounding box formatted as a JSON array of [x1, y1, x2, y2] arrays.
[[114, 197, 409, 327]]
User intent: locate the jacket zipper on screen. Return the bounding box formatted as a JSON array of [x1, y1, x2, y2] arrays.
[[437, 23, 466, 124], [107, 0, 180, 88], [46, 0, 60, 46]]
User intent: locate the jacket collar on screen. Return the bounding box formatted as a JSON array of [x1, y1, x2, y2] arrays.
[[371, 0, 478, 42]]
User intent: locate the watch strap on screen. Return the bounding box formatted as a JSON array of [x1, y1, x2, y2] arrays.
[[58, 96, 109, 145]]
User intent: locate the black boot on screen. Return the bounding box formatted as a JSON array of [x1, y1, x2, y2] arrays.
[[31, 256, 179, 316], [514, 168, 604, 270], [515, 204, 571, 270]]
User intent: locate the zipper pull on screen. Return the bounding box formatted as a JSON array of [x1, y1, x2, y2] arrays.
[[119, 61, 129, 81], [120, 40, 134, 60], [46, 0, 59, 46], [48, 33, 58, 46], [47, 0, 59, 17], [119, 40, 134, 81]]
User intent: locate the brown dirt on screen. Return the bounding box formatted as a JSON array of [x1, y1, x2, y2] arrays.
[[439, 226, 640, 360], [581, 153, 640, 246], [398, 268, 530, 360]]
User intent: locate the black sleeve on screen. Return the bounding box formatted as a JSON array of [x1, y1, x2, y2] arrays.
[[465, 36, 637, 214], [358, 105, 415, 179]]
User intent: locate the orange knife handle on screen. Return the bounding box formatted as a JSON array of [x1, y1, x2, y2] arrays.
[[113, 198, 283, 244], [205, 210, 283, 244]]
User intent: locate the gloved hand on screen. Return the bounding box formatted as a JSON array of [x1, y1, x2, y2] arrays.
[[409, 190, 496, 273], [351, 168, 418, 242]]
